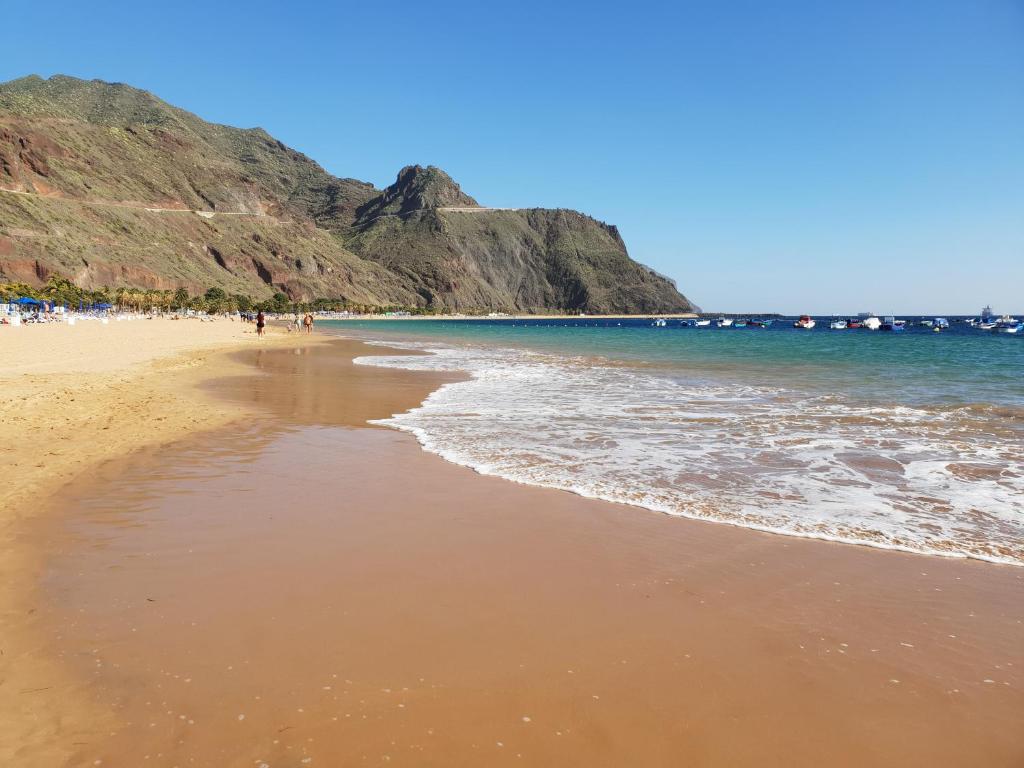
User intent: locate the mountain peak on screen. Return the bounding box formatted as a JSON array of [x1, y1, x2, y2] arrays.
[[355, 165, 478, 222]]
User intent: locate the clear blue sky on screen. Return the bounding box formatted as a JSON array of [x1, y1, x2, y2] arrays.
[[3, 0, 1022, 313]]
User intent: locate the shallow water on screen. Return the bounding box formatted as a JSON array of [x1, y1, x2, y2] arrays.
[[329, 318, 1024, 565]]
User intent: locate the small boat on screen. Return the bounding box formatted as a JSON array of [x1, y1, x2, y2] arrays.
[[880, 316, 906, 332], [993, 316, 1022, 334], [934, 317, 949, 329], [733, 319, 749, 327], [829, 319, 848, 330], [652, 318, 667, 327], [694, 319, 711, 327], [861, 316, 882, 331], [919, 319, 934, 327], [748, 319, 773, 328], [974, 306, 998, 329], [794, 315, 816, 329], [716, 317, 734, 327], [847, 318, 863, 329]]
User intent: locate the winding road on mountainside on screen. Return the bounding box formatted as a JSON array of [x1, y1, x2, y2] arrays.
[[0, 186, 269, 219], [0, 186, 521, 224]]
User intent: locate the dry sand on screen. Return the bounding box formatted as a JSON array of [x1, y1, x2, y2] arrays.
[[3, 328, 1023, 766]]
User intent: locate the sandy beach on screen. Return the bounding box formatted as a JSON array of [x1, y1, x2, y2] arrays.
[[2, 324, 1023, 766], [0, 318, 313, 764]]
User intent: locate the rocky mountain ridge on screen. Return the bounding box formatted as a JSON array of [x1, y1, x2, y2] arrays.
[[0, 74, 696, 313]]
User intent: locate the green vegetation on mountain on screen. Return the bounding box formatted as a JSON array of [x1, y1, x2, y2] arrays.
[[0, 74, 696, 313]]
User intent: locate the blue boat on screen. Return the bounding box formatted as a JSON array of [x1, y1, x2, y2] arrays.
[[880, 316, 906, 332]]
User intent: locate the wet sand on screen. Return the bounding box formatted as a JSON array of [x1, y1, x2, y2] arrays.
[[16, 339, 1024, 766], [0, 318, 322, 765]]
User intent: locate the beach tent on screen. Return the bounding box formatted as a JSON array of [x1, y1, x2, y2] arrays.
[[13, 297, 40, 305]]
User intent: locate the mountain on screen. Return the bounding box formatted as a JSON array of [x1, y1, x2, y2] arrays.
[[0, 74, 696, 313]]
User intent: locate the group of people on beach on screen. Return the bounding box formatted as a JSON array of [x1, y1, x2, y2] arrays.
[[292, 312, 314, 335], [241, 310, 314, 338]]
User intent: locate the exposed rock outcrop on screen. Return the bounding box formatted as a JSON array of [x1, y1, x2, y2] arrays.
[[0, 74, 696, 312]]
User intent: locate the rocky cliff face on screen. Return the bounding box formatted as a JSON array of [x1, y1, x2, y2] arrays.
[[0, 74, 696, 312]]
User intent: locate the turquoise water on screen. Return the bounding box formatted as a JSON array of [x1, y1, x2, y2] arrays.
[[331, 318, 1024, 408], [326, 318, 1024, 565]]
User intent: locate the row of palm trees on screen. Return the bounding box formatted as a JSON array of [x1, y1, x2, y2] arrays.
[[3, 274, 485, 316], [0, 276, 255, 314]]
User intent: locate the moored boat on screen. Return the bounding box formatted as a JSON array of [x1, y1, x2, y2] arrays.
[[829, 318, 848, 330], [993, 316, 1022, 334], [861, 315, 882, 330], [694, 319, 711, 327], [847, 318, 863, 329], [793, 315, 816, 329], [975, 305, 998, 329], [880, 316, 906, 332], [716, 317, 734, 327]]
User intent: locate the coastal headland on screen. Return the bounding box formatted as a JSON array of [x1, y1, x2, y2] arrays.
[[1, 320, 1021, 766]]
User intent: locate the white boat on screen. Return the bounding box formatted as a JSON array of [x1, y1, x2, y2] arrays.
[[716, 318, 734, 327], [652, 318, 667, 327], [794, 315, 816, 329], [993, 316, 1022, 334], [829, 319, 847, 330], [694, 319, 711, 327], [861, 316, 882, 330]]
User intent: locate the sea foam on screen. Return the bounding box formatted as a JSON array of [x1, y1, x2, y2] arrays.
[[354, 341, 1024, 566]]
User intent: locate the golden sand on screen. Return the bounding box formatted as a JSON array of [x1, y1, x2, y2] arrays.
[[3, 329, 1023, 766], [0, 318, 317, 764]]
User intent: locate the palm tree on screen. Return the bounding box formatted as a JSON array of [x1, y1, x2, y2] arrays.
[[173, 287, 190, 310]]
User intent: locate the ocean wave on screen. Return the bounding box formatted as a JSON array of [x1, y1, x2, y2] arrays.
[[354, 341, 1024, 566]]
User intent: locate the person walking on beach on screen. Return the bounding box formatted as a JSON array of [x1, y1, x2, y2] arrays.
[[256, 310, 266, 338], [292, 313, 301, 333], [303, 312, 314, 334]]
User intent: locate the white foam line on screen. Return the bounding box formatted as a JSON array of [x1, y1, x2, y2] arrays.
[[353, 344, 1024, 568]]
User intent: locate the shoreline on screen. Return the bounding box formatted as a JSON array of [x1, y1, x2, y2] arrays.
[[0, 319, 331, 765], [324, 313, 701, 320], [348, 333, 1023, 569], [3, 329, 1021, 765]]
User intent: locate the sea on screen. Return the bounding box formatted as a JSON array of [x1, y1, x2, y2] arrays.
[[323, 317, 1024, 566]]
